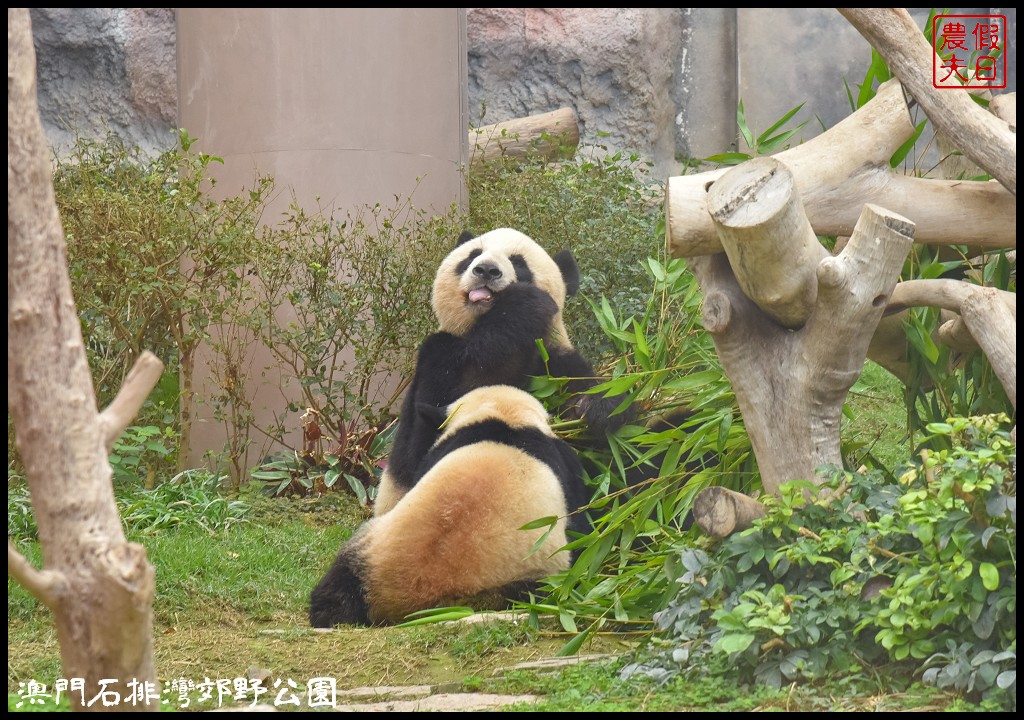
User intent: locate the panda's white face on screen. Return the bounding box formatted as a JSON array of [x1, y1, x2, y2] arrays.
[[431, 228, 579, 346]]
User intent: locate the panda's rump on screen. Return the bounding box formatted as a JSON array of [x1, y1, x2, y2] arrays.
[[362, 443, 571, 622]]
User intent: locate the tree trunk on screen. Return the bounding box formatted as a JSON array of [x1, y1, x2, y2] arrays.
[[692, 158, 914, 496], [469, 107, 580, 170], [8, 8, 160, 711]]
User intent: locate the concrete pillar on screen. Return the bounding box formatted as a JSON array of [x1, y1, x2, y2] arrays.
[[677, 8, 738, 162], [176, 8, 467, 471]]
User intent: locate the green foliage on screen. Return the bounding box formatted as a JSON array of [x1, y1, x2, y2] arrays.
[[250, 417, 395, 502], [517, 254, 755, 634], [108, 424, 177, 488], [49, 129, 461, 494], [704, 99, 808, 165], [8, 468, 248, 541], [116, 469, 250, 535], [54, 129, 262, 457], [9, 691, 71, 713], [466, 140, 664, 359], [7, 474, 36, 543], [233, 191, 457, 462], [631, 415, 1015, 709]]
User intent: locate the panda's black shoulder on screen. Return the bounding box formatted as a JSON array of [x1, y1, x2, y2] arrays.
[[424, 414, 569, 467], [412, 420, 554, 482]]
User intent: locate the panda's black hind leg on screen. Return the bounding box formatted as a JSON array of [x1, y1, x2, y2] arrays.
[[308, 547, 371, 627]]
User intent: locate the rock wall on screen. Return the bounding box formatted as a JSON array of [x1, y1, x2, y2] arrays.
[[30, 8, 177, 157], [29, 8, 1017, 178]]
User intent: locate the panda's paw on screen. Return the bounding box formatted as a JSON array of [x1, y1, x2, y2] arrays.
[[576, 392, 635, 436], [491, 283, 558, 323]]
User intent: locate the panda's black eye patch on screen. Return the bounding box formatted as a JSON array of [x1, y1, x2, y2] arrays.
[[510, 255, 533, 283], [454, 249, 482, 276]]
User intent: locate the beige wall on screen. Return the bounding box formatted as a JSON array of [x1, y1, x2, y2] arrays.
[[177, 8, 467, 470]]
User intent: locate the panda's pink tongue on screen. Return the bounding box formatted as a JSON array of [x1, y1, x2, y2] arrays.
[[468, 288, 493, 303]]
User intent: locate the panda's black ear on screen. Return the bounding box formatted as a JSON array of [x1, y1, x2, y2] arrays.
[[553, 249, 580, 296], [456, 231, 476, 247], [416, 402, 448, 430]]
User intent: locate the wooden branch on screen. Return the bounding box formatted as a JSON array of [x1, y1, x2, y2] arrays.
[[838, 8, 1016, 196], [469, 107, 580, 170], [805, 204, 916, 407], [889, 279, 1016, 317], [938, 311, 979, 355], [8, 8, 158, 709], [691, 204, 914, 496], [707, 157, 829, 327], [867, 312, 913, 381], [8, 540, 66, 609], [692, 486, 767, 537], [936, 91, 990, 181], [989, 92, 1016, 129], [884, 280, 1016, 407], [99, 351, 165, 451], [666, 78, 1016, 258], [960, 289, 1017, 411]]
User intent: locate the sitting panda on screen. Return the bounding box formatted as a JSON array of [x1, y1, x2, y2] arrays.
[[309, 384, 589, 627], [375, 227, 627, 516]]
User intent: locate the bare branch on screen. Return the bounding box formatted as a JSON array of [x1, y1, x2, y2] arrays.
[[8, 539, 66, 609], [989, 92, 1016, 129], [889, 279, 1016, 317], [98, 351, 165, 451], [838, 8, 1016, 195], [960, 289, 1017, 412]]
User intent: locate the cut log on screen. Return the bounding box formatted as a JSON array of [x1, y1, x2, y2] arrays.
[[692, 486, 767, 537], [469, 107, 580, 170], [707, 157, 829, 328]]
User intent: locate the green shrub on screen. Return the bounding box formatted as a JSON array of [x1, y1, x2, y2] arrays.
[[48, 129, 462, 489], [116, 469, 250, 534], [629, 414, 1015, 709]]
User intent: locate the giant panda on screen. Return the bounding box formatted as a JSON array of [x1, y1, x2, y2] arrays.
[[308, 384, 589, 627], [374, 227, 627, 516]]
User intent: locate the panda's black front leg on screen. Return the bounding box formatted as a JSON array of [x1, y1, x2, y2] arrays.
[[384, 333, 466, 493], [459, 283, 558, 389], [547, 348, 634, 438]]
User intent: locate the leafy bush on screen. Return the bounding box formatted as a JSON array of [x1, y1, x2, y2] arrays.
[[49, 129, 462, 490], [54, 129, 264, 468], [9, 468, 248, 539], [232, 191, 458, 462], [627, 414, 1015, 709], [108, 424, 177, 488], [116, 469, 250, 534], [515, 254, 755, 633], [8, 475, 36, 544]]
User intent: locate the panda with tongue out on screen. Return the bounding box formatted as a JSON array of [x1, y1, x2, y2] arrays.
[[373, 227, 626, 517]]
